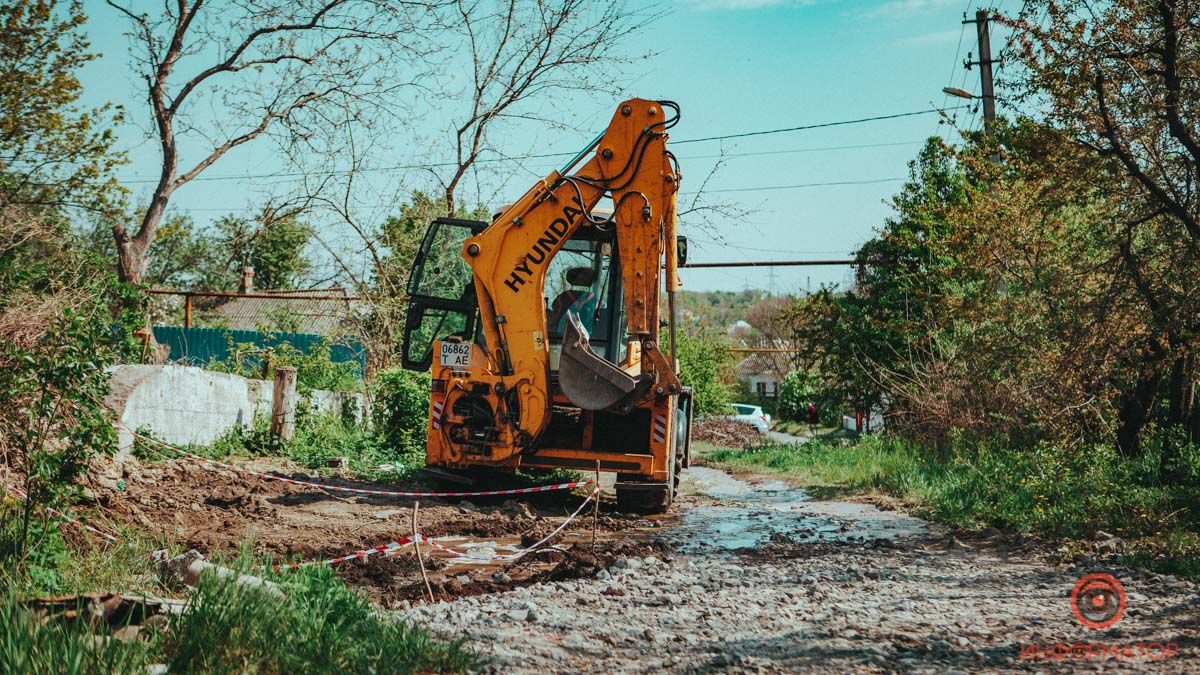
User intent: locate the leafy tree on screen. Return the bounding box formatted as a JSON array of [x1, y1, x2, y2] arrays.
[[82, 208, 313, 291], [676, 330, 736, 416], [213, 211, 312, 291], [0, 1, 124, 213], [1007, 1, 1200, 459], [783, 138, 971, 434]]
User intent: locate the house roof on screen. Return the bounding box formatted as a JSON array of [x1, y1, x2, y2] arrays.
[[736, 352, 785, 378], [205, 288, 356, 336]]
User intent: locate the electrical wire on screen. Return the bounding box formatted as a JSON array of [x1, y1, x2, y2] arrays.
[[168, 175, 910, 212], [113, 106, 964, 185], [671, 107, 965, 145], [933, 1, 973, 137], [682, 177, 905, 195]]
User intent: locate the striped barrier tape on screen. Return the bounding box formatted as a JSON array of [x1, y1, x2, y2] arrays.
[[3, 484, 121, 543], [308, 487, 599, 572], [431, 486, 601, 567], [126, 427, 595, 498], [287, 535, 420, 568]]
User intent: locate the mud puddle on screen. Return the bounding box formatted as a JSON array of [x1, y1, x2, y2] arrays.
[[673, 466, 926, 551]]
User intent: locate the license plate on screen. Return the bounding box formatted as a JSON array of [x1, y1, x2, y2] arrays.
[[439, 342, 473, 368]]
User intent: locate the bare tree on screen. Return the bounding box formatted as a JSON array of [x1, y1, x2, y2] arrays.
[[434, 0, 661, 214], [105, 0, 436, 284]]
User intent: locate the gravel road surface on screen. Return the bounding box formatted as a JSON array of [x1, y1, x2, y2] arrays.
[[400, 467, 1200, 673]]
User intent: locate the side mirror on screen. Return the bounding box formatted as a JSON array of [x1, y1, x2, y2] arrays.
[[676, 236, 688, 266]]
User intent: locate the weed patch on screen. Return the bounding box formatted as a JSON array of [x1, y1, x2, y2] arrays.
[[163, 564, 478, 673]]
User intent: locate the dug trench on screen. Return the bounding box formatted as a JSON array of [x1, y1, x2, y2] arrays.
[[87, 454, 1199, 672], [85, 454, 670, 605]]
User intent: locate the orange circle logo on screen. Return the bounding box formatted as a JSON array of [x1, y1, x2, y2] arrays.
[[1070, 573, 1126, 630]]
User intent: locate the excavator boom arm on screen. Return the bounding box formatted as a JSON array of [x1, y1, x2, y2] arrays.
[[460, 99, 682, 457]]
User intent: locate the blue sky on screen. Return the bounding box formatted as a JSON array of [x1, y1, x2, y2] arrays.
[[80, 0, 1013, 292]]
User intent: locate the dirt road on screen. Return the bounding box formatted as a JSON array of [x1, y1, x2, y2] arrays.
[[401, 467, 1200, 673], [94, 451, 1198, 672]]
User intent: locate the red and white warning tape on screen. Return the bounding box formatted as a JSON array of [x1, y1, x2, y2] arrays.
[[308, 488, 599, 571], [2, 484, 120, 543], [432, 486, 601, 566], [126, 427, 595, 498], [287, 535, 420, 568]]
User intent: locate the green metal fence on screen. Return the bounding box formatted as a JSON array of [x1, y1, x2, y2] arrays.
[[152, 326, 366, 374]]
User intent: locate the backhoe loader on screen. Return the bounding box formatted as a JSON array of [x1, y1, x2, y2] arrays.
[[400, 98, 692, 512]]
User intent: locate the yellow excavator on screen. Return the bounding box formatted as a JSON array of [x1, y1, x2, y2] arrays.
[[400, 98, 692, 512]]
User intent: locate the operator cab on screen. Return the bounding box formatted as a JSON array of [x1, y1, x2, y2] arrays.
[[401, 213, 627, 373]]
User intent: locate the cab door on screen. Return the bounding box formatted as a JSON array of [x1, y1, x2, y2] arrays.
[[401, 217, 486, 371]]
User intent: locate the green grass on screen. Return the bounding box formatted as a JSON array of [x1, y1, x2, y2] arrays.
[[1, 557, 479, 674], [702, 435, 1200, 577], [56, 526, 176, 596], [160, 564, 478, 673], [1, 590, 154, 675]]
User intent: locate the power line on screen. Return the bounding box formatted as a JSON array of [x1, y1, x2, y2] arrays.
[[165, 175, 910, 212], [114, 107, 963, 184], [687, 236, 852, 256], [934, 2, 973, 136], [682, 259, 858, 268], [687, 177, 904, 194], [116, 140, 925, 187], [672, 107, 963, 145], [676, 140, 922, 162]]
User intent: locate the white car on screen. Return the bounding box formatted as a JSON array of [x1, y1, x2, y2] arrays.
[[727, 403, 771, 434]]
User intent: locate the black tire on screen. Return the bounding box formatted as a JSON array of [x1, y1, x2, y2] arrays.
[[673, 408, 687, 493], [616, 456, 674, 514]]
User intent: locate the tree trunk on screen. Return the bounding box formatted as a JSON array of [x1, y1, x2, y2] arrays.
[[1160, 355, 1196, 481], [1190, 376, 1200, 444], [1166, 356, 1188, 426], [1115, 369, 1161, 458], [114, 235, 145, 284]]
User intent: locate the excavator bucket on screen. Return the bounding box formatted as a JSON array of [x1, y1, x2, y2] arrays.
[[559, 312, 649, 411]]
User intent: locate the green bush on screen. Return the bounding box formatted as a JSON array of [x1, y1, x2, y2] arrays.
[[0, 518, 68, 596], [777, 370, 841, 426], [0, 241, 138, 586], [373, 368, 432, 456], [777, 370, 817, 421], [676, 331, 736, 416], [208, 338, 362, 393]]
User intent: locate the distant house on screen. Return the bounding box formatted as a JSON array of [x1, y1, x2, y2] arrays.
[[207, 287, 357, 337], [199, 266, 359, 337], [734, 338, 793, 398]]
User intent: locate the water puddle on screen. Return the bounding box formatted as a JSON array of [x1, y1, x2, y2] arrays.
[[674, 467, 926, 552]]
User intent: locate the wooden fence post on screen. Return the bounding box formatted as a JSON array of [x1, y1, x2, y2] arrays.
[[271, 366, 298, 441]]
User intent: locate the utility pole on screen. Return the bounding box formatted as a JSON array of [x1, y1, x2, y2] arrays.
[[964, 9, 997, 131]]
